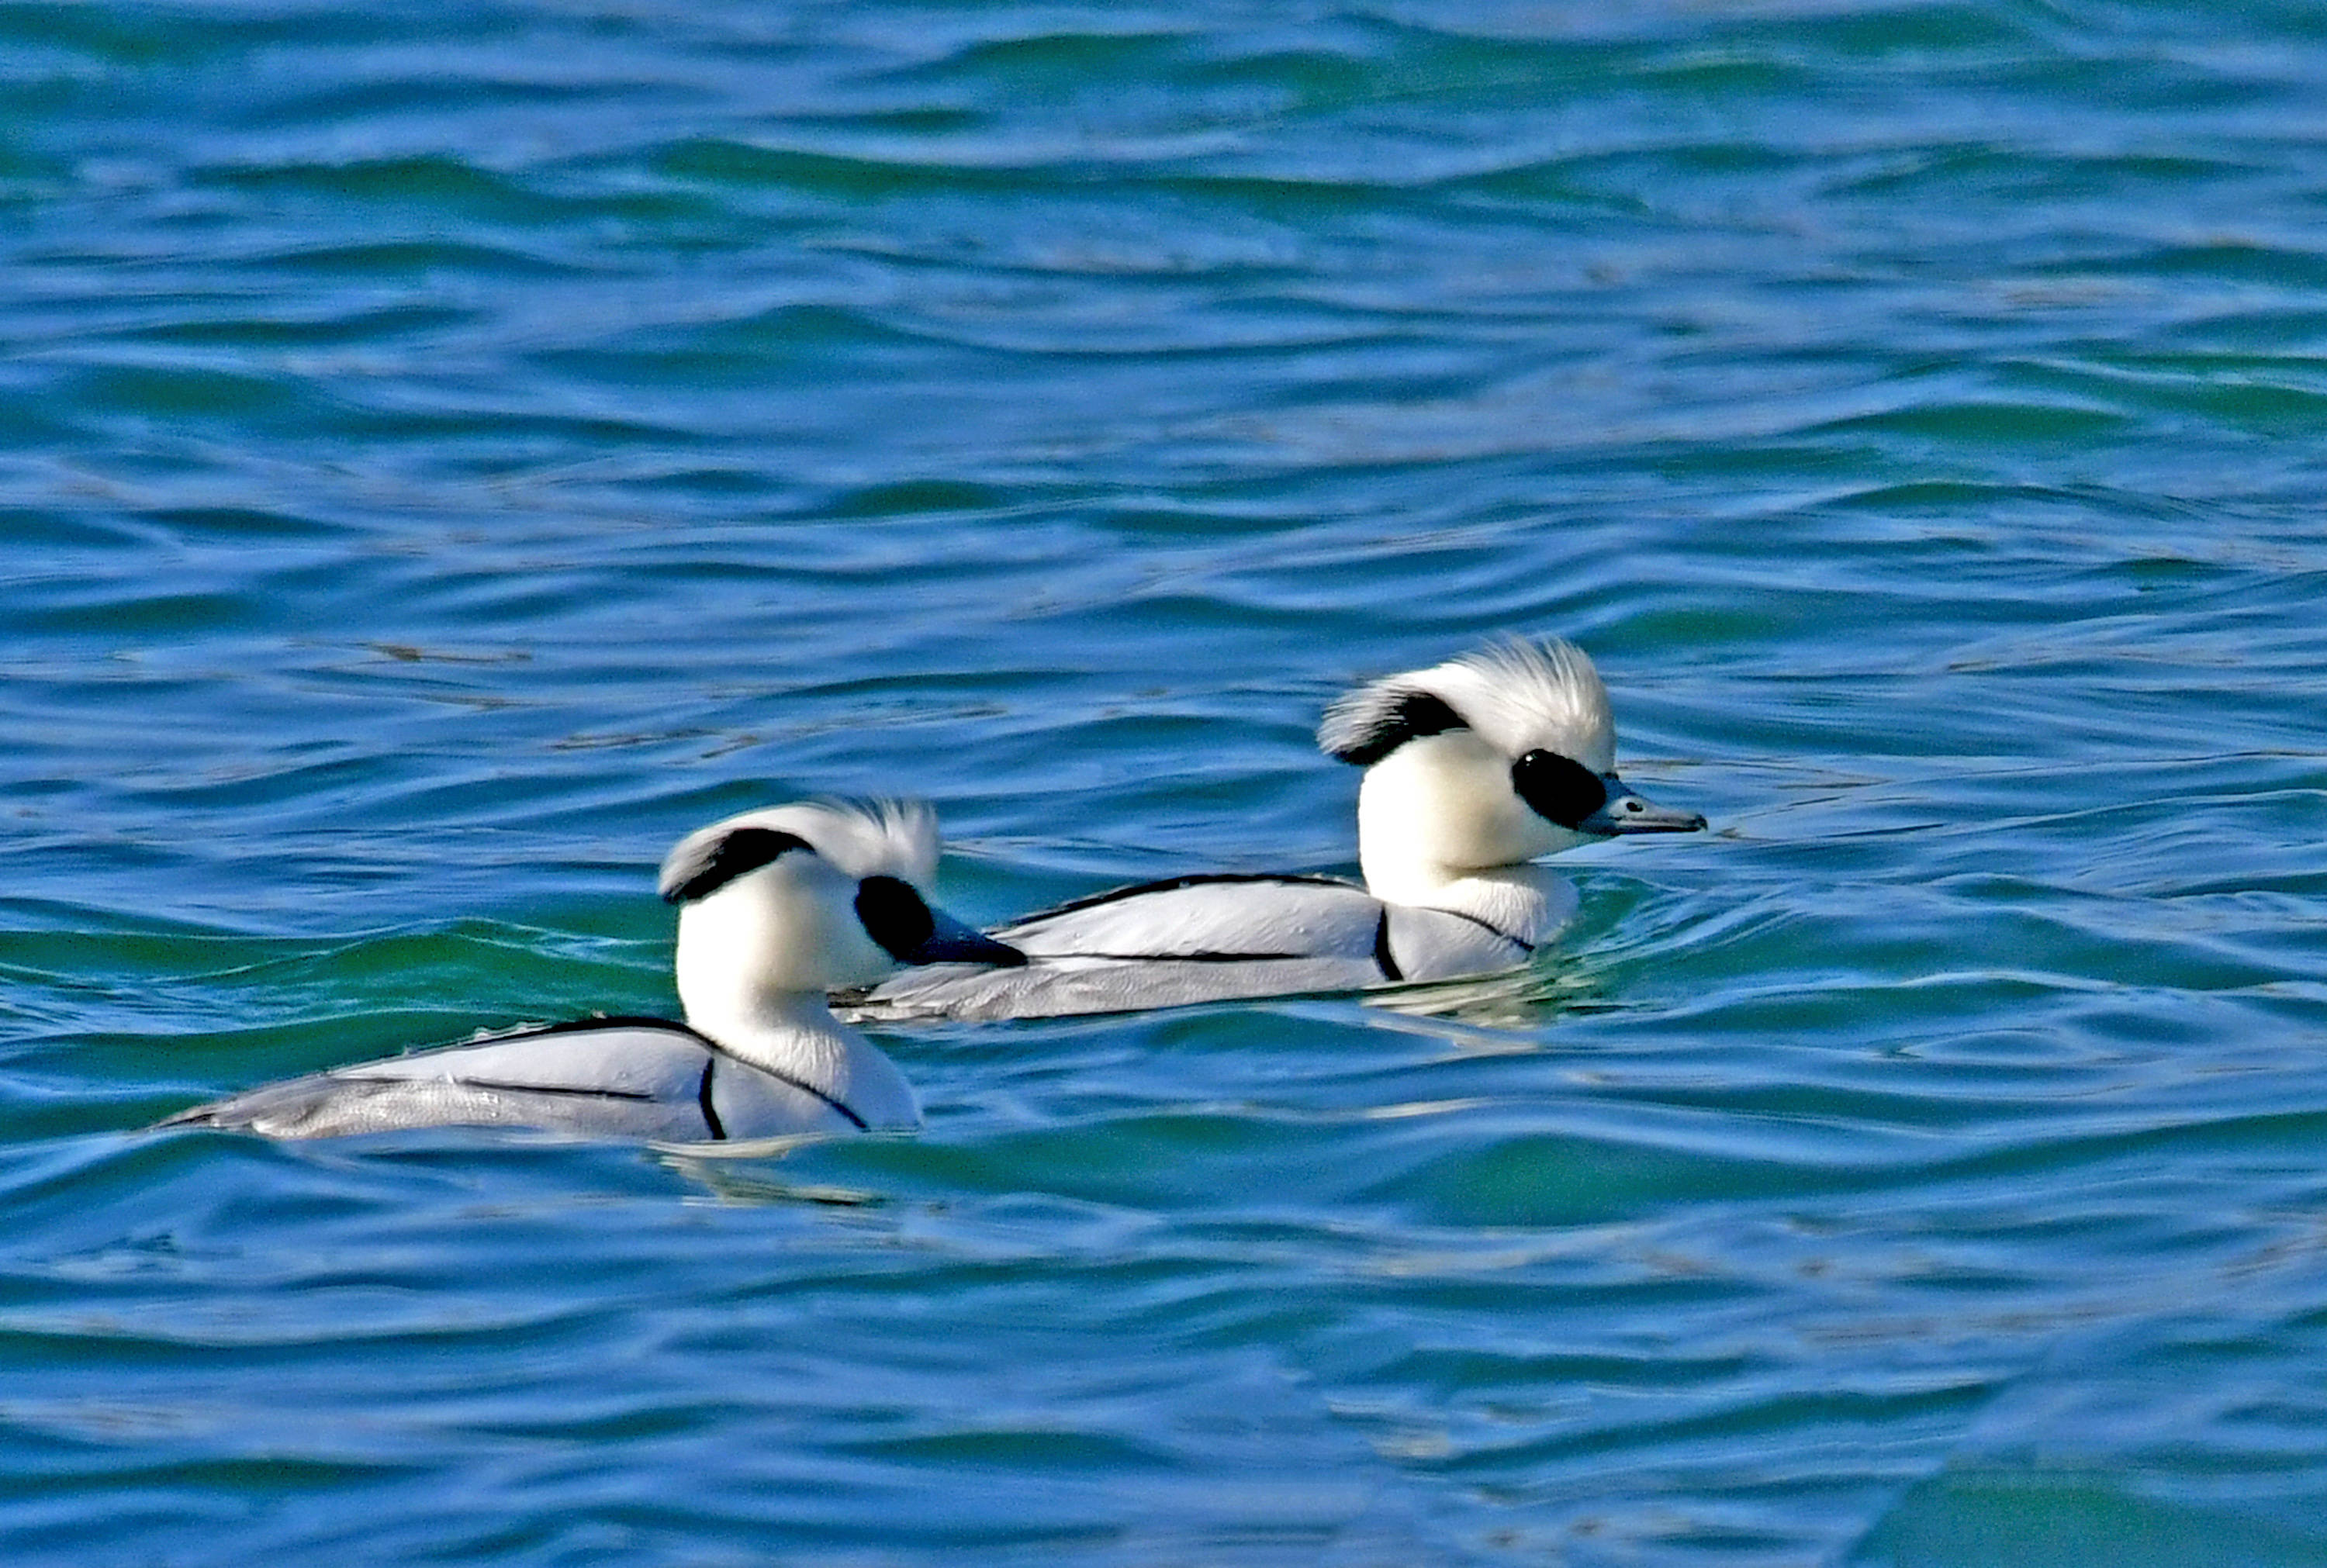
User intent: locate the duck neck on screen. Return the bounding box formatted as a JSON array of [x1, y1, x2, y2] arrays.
[[683, 986, 842, 1054], [1361, 855, 1575, 947], [1352, 748, 1577, 944]]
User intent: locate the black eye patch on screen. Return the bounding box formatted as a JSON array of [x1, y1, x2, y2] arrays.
[[660, 827, 812, 905], [1511, 750, 1608, 829], [1323, 688, 1469, 765], [854, 875, 936, 961]]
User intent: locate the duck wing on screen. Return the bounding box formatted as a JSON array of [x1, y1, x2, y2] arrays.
[[844, 874, 1397, 1021], [157, 1017, 865, 1141], [998, 874, 1380, 957]]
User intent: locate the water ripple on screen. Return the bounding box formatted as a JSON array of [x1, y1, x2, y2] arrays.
[[9, 0, 2327, 1561]]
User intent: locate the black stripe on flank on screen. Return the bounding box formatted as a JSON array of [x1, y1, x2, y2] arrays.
[[699, 1041, 870, 1132], [662, 827, 812, 905], [1373, 912, 1403, 982], [444, 1016, 870, 1132], [797, 1078, 870, 1131], [1433, 907, 1535, 954], [482, 1014, 699, 1040], [697, 1059, 727, 1141], [1043, 950, 1315, 963], [1005, 872, 1361, 930], [437, 1076, 660, 1103]]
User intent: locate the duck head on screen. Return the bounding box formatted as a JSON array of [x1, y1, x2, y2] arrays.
[[659, 800, 1022, 1027], [1319, 638, 1705, 904]]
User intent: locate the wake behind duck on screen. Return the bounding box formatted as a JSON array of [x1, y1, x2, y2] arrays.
[[844, 637, 1704, 1021]]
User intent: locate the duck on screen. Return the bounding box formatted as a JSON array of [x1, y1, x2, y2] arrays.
[[842, 637, 1704, 1021], [157, 800, 1025, 1141]]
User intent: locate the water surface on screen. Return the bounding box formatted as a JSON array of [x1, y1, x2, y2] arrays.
[[7, 2, 2327, 1562]]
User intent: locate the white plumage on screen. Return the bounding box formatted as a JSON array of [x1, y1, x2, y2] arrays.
[[846, 637, 1704, 1021], [159, 800, 1021, 1142]]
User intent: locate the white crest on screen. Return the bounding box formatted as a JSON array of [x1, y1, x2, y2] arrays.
[[1319, 636, 1615, 772], [659, 797, 939, 904]]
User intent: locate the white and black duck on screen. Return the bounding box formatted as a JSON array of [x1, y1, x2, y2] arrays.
[[159, 800, 1023, 1141], [844, 637, 1705, 1021]]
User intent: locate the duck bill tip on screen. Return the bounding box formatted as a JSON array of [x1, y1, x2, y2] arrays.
[[1579, 787, 1707, 836]]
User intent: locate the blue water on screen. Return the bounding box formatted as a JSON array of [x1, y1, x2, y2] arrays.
[[8, 2, 2327, 1562]]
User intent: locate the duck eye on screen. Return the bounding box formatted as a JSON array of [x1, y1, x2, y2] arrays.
[[854, 875, 936, 962], [1511, 750, 1607, 829]]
